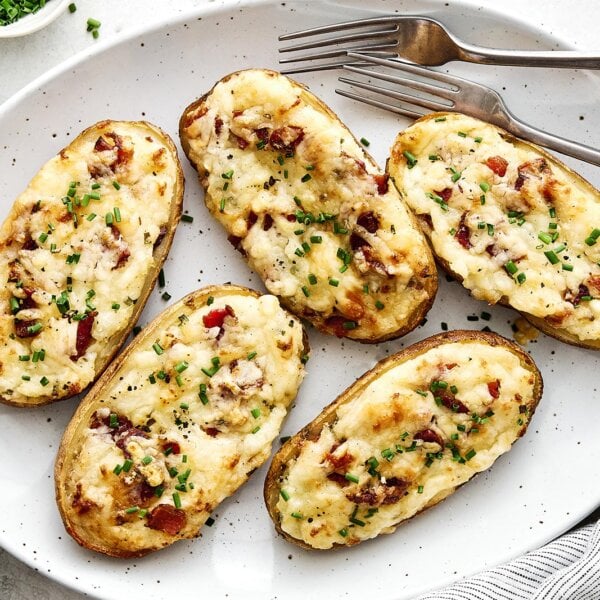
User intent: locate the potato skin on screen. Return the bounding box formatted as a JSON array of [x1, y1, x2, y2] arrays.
[[179, 69, 437, 344], [0, 120, 184, 407], [264, 330, 542, 550], [388, 111, 600, 350], [55, 285, 308, 557]]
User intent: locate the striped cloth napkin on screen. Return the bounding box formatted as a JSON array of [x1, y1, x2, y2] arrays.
[[416, 518, 600, 600]]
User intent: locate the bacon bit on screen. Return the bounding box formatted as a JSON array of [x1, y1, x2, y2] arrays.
[[346, 477, 408, 506], [127, 481, 156, 506], [444, 363, 458, 371], [485, 244, 498, 257], [485, 156, 508, 177], [72, 483, 97, 515], [515, 158, 550, 193], [154, 225, 167, 249], [455, 213, 471, 249], [14, 319, 41, 338], [71, 311, 96, 361], [204, 427, 220, 438], [435, 187, 453, 202], [202, 305, 235, 329], [325, 449, 354, 470], [262, 214, 274, 231], [231, 133, 249, 150], [327, 472, 350, 487], [147, 504, 187, 535], [255, 127, 270, 143], [20, 288, 37, 310], [22, 236, 38, 251], [373, 173, 389, 195], [545, 311, 570, 327], [247, 211, 258, 229], [94, 136, 113, 152], [358, 245, 389, 277], [214, 117, 223, 135], [227, 235, 245, 255], [349, 232, 369, 251], [419, 214, 434, 230], [162, 440, 181, 455], [566, 284, 591, 307], [487, 380, 501, 399], [434, 387, 469, 414], [232, 110, 244, 118], [324, 315, 352, 337], [413, 429, 444, 446], [268, 126, 304, 154], [357, 211, 380, 233]]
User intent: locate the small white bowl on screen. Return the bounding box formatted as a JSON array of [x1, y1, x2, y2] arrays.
[[0, 0, 70, 38]]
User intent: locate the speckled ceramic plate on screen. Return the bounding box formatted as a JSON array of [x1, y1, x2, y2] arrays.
[[1, 1, 599, 599]]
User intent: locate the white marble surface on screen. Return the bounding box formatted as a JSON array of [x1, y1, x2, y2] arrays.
[[1, 1, 599, 598]]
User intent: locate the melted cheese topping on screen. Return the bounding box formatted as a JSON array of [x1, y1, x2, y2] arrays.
[[182, 69, 435, 341], [275, 339, 537, 549], [60, 290, 306, 555], [0, 121, 179, 404], [389, 112, 600, 344]]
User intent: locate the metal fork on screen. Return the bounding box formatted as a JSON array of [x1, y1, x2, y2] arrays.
[[279, 15, 600, 73], [336, 52, 600, 166]]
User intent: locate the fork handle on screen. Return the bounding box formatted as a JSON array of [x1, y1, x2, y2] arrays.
[[506, 117, 600, 166], [457, 44, 600, 69]]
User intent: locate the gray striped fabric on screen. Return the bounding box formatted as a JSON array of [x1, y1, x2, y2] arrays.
[[416, 519, 600, 600]]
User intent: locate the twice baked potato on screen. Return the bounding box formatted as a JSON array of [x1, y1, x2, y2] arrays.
[[55, 285, 308, 557], [264, 330, 541, 550], [0, 120, 184, 407], [388, 111, 600, 349], [179, 69, 437, 343]]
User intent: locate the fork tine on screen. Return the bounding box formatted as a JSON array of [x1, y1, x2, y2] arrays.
[[281, 60, 375, 75], [338, 76, 453, 112], [278, 15, 402, 41], [346, 52, 470, 88], [279, 26, 398, 54], [342, 64, 458, 102], [335, 87, 425, 120], [279, 44, 397, 65]]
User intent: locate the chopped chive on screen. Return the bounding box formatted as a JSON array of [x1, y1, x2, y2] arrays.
[[504, 261, 518, 275], [105, 212, 114, 226], [538, 232, 552, 244], [174, 361, 189, 373], [301, 173, 312, 183], [344, 473, 359, 484], [417, 485, 424, 494], [544, 250, 560, 265], [402, 150, 418, 168], [152, 342, 164, 355], [474, 136, 483, 143], [549, 207, 557, 218], [18, 354, 30, 362], [516, 272, 526, 285], [280, 489, 290, 501], [181, 214, 194, 223], [339, 528, 349, 537], [562, 263, 574, 271], [27, 323, 43, 335], [113, 207, 121, 222], [221, 170, 234, 179], [251, 408, 261, 419], [141, 456, 153, 465], [251, 425, 261, 434], [479, 182, 490, 193], [457, 131, 467, 137], [308, 273, 318, 285], [434, 117, 446, 122], [291, 512, 303, 519], [111, 302, 120, 310], [158, 269, 166, 288], [360, 137, 370, 146], [301, 286, 310, 297], [465, 449, 477, 461], [199, 383, 209, 405], [328, 278, 339, 287], [349, 517, 366, 527], [247, 351, 257, 360], [173, 492, 182, 509], [487, 223, 494, 236], [86, 213, 97, 221], [161, 292, 171, 301], [121, 459, 132, 473], [449, 167, 461, 182], [310, 235, 322, 244], [375, 300, 385, 310], [342, 320, 357, 330], [113, 464, 123, 475], [219, 198, 226, 213], [206, 296, 214, 306]]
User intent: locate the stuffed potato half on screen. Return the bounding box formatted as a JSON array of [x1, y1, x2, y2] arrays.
[[179, 69, 437, 343], [264, 330, 542, 550], [388, 111, 600, 349], [0, 120, 184, 407], [55, 285, 308, 557]]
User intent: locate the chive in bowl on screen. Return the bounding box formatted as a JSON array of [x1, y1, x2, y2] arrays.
[[0, 0, 71, 38]]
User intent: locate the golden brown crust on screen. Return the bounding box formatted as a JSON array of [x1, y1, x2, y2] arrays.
[[179, 69, 437, 344], [1, 120, 184, 407], [55, 285, 308, 557], [264, 329, 542, 550]]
